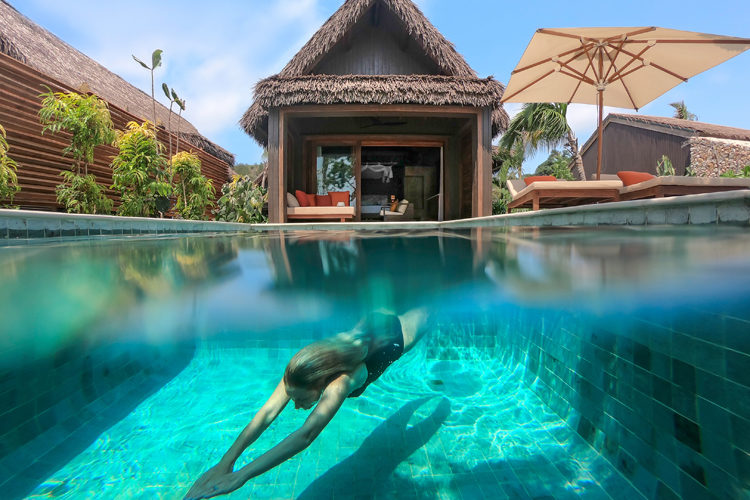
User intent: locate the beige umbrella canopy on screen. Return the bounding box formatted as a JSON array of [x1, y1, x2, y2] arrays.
[[501, 27, 750, 179]]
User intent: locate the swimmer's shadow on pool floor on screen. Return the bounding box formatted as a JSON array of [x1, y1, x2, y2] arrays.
[[295, 397, 450, 500]]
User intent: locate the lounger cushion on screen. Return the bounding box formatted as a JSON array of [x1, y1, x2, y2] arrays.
[[315, 194, 333, 206], [286, 192, 300, 208], [617, 171, 655, 186], [524, 175, 557, 186], [329, 191, 350, 207]]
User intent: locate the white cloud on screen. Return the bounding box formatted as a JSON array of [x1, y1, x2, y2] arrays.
[[15, 0, 330, 161]]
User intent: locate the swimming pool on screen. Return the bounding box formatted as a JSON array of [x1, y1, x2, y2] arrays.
[[1, 226, 748, 499]]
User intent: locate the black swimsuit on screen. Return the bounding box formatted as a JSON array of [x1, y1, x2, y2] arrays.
[[348, 312, 404, 398]]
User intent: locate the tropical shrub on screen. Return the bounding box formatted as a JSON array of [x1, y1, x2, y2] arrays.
[[492, 182, 511, 215], [172, 151, 215, 220], [38, 87, 115, 213], [215, 176, 267, 223], [38, 87, 116, 176], [111, 121, 172, 217], [56, 170, 113, 214], [656, 155, 675, 176], [0, 124, 20, 207]]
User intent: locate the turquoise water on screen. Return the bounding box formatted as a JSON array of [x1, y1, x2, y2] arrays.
[[1, 227, 749, 499]]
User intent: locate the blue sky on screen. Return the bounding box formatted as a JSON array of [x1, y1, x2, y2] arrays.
[[11, 0, 750, 170]]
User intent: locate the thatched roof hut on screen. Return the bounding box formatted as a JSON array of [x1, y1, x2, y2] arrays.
[[241, 0, 508, 147], [0, 0, 234, 166]]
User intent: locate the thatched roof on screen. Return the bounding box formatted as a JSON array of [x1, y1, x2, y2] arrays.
[[280, 0, 475, 78], [0, 0, 234, 166], [609, 113, 750, 141], [243, 0, 507, 146], [242, 74, 509, 144]]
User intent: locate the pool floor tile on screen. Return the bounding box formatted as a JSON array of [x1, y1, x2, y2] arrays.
[[20, 344, 636, 500]]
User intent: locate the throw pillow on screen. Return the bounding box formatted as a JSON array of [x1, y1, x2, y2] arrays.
[[329, 191, 350, 207], [286, 192, 300, 208], [523, 175, 557, 186], [315, 194, 332, 206], [307, 193, 317, 206], [617, 171, 655, 186], [295, 190, 310, 207]]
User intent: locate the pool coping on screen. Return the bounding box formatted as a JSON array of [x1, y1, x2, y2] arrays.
[[1, 190, 749, 239]]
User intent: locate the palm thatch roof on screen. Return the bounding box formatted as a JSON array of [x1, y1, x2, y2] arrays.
[[0, 0, 234, 166], [242, 74, 508, 145], [242, 0, 508, 146]]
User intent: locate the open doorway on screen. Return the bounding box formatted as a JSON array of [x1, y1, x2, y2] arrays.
[[360, 146, 441, 221]]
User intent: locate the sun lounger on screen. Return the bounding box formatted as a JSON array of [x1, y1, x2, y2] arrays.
[[618, 176, 750, 201], [506, 179, 622, 211]]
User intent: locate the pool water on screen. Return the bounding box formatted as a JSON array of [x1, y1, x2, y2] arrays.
[[1, 227, 749, 499]]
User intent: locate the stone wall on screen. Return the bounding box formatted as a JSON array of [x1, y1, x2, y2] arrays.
[[687, 137, 750, 177]]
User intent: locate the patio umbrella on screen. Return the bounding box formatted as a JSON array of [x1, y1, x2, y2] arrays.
[[501, 27, 750, 179]]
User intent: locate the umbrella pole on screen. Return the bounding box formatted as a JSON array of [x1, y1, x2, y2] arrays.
[[596, 89, 604, 180]]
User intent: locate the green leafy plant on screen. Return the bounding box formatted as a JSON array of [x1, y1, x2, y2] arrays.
[[214, 176, 267, 223], [111, 121, 172, 217], [534, 149, 575, 180], [56, 170, 113, 214], [38, 87, 116, 176], [133, 50, 163, 126], [657, 155, 675, 176], [161, 84, 186, 158], [720, 165, 750, 178], [172, 151, 215, 219], [38, 87, 115, 213], [0, 124, 20, 207]]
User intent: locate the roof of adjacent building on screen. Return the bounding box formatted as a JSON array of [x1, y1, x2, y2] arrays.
[[0, 0, 234, 166], [241, 0, 509, 146]]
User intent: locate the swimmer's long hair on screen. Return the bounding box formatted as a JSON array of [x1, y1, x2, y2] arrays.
[[284, 335, 368, 389]]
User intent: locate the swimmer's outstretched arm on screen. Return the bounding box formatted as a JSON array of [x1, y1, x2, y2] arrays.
[[185, 379, 290, 499], [184, 372, 359, 500]]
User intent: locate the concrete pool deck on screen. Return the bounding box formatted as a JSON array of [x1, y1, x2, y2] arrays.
[[1, 190, 749, 240]]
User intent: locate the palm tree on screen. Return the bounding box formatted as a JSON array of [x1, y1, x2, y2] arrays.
[[499, 103, 585, 180], [670, 101, 697, 121]]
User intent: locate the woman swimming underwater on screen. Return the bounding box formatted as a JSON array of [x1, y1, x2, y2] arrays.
[[185, 309, 431, 499]]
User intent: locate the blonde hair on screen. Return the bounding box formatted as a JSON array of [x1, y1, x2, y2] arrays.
[[284, 336, 368, 390]]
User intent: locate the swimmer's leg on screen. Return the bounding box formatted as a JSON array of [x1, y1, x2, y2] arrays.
[[399, 308, 433, 353]]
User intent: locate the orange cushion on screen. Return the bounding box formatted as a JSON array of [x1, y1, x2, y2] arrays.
[[315, 194, 332, 206], [523, 175, 556, 186], [617, 171, 655, 186], [307, 193, 317, 206], [294, 190, 310, 207], [329, 191, 350, 207]]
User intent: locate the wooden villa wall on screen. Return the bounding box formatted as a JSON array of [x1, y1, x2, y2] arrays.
[[0, 53, 230, 212], [582, 121, 691, 179]]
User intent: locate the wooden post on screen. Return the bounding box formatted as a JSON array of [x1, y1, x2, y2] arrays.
[[279, 110, 286, 222], [471, 111, 479, 218], [480, 108, 492, 217], [597, 90, 604, 181], [267, 109, 280, 223], [473, 109, 492, 218]]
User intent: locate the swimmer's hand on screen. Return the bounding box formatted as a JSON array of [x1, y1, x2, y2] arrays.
[[184, 464, 245, 499]]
